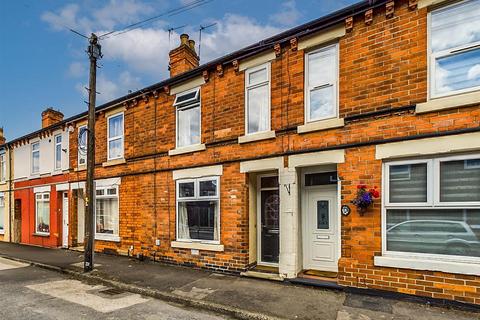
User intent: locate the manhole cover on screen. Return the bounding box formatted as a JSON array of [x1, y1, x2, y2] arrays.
[[99, 288, 125, 296]]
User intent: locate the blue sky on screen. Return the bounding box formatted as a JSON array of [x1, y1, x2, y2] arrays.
[[0, 0, 356, 140]]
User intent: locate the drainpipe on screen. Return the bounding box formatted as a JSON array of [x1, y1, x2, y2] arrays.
[[8, 145, 13, 243]]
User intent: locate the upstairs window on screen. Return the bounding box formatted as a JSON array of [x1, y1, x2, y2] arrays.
[[174, 88, 201, 148], [35, 192, 50, 234], [305, 44, 338, 122], [429, 0, 480, 98], [0, 193, 4, 232], [107, 113, 124, 160], [54, 134, 62, 171], [176, 177, 220, 242], [245, 63, 271, 134], [31, 142, 40, 174], [0, 152, 6, 182], [78, 126, 87, 166]]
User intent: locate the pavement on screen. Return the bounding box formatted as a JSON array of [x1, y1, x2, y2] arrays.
[[0, 242, 479, 320]]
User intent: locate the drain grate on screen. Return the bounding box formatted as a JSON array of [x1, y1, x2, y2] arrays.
[[99, 288, 125, 296]]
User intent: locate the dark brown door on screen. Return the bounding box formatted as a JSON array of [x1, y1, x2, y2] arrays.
[[13, 199, 21, 243], [259, 176, 280, 264]]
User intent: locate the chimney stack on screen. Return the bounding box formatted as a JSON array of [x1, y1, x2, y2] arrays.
[[41, 108, 64, 128], [169, 33, 199, 77], [0, 127, 5, 145]]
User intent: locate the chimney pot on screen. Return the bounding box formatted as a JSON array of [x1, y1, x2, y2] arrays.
[[188, 39, 196, 52], [180, 34, 189, 46], [0, 127, 5, 145]]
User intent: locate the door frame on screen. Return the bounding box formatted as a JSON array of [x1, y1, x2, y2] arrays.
[[301, 167, 341, 272], [256, 173, 280, 267], [62, 192, 69, 248]]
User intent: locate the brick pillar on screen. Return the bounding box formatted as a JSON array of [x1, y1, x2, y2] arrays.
[[279, 167, 300, 278]]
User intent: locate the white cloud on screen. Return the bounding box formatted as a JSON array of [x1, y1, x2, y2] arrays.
[[468, 64, 480, 80], [68, 62, 86, 78], [269, 0, 301, 26]]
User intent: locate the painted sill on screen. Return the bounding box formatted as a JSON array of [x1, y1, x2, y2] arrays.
[[0, 230, 4, 235], [102, 158, 126, 167], [297, 118, 345, 134], [416, 91, 480, 114], [171, 241, 224, 252], [374, 255, 480, 276], [33, 233, 50, 237], [75, 165, 86, 172], [168, 144, 206, 156], [95, 234, 120, 242], [238, 130, 276, 144]]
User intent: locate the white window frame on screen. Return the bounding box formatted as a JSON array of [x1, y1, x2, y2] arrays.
[[384, 159, 433, 207], [0, 193, 4, 233], [428, 0, 480, 99], [95, 185, 120, 241], [107, 112, 124, 161], [78, 125, 87, 166], [244, 63, 271, 135], [174, 87, 202, 149], [31, 141, 40, 175], [175, 176, 220, 244], [54, 134, 62, 171], [0, 152, 6, 182], [304, 43, 339, 123], [382, 153, 480, 265], [35, 192, 50, 235]]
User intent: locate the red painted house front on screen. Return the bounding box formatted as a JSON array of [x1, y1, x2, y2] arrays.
[[14, 174, 68, 248], [11, 109, 70, 248]]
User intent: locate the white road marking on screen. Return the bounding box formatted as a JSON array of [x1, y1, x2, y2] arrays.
[[0, 257, 29, 270], [27, 279, 148, 313]]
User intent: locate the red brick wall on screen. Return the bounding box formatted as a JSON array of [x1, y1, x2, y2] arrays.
[[67, 0, 480, 303]]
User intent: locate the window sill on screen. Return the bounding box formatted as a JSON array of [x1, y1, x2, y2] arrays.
[[0, 230, 4, 235], [374, 255, 480, 276], [238, 131, 276, 144], [102, 158, 126, 167], [171, 241, 224, 252], [416, 91, 480, 114], [74, 165, 86, 172], [33, 233, 50, 237], [0, 181, 7, 185], [297, 118, 345, 134], [168, 144, 206, 156], [95, 234, 120, 242]]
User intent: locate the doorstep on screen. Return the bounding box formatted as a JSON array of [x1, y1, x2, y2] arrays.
[[240, 270, 284, 281], [288, 269, 343, 291]]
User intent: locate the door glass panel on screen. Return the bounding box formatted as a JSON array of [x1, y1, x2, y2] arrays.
[[305, 172, 337, 186], [261, 189, 279, 263], [317, 200, 329, 230]]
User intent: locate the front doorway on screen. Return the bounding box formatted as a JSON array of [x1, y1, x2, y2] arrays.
[[257, 175, 280, 266], [62, 192, 69, 248], [302, 170, 340, 272]]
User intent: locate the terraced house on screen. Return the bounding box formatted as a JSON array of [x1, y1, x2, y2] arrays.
[[2, 0, 480, 307]]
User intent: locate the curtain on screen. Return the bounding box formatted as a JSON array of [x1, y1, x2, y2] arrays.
[[213, 202, 219, 241], [178, 106, 200, 147], [440, 159, 480, 202], [178, 202, 190, 239], [37, 199, 50, 233]]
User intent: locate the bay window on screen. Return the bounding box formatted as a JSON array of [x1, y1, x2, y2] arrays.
[[95, 186, 119, 240], [384, 154, 480, 260], [32, 142, 40, 174], [176, 177, 220, 242], [107, 113, 124, 160], [35, 192, 50, 234], [245, 63, 270, 134], [429, 0, 480, 98], [305, 44, 338, 122], [0, 193, 4, 233], [54, 134, 62, 170], [78, 125, 87, 166], [174, 88, 201, 148]]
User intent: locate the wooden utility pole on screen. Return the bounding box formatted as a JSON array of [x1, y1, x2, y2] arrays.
[[84, 33, 102, 272]]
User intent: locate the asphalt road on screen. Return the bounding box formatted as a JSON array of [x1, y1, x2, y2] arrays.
[[0, 257, 230, 320]]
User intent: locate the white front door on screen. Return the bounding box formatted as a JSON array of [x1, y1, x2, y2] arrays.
[[62, 192, 69, 248], [303, 187, 339, 272]]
